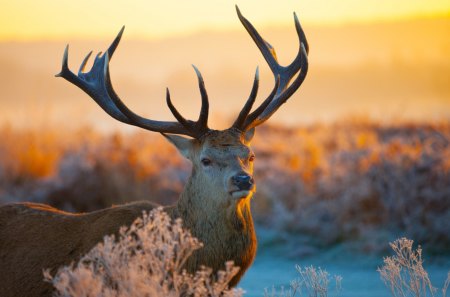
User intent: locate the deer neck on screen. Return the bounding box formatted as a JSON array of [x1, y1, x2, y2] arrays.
[[172, 174, 257, 286]]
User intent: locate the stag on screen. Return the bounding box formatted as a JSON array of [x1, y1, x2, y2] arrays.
[[0, 6, 308, 296]]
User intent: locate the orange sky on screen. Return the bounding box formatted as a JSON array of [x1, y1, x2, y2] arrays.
[[0, 1, 449, 129], [0, 0, 449, 40]]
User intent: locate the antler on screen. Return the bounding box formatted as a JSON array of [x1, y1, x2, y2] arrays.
[[57, 7, 308, 138], [232, 6, 309, 131], [56, 26, 210, 139]]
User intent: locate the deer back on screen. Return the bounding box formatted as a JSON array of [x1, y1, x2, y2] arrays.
[[0, 202, 157, 296]]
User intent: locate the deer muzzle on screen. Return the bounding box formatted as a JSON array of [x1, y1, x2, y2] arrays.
[[230, 173, 255, 199]]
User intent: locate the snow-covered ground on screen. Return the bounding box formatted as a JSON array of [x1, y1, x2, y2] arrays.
[[239, 231, 450, 297]]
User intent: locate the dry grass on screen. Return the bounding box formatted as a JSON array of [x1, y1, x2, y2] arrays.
[[263, 265, 342, 297], [1, 119, 449, 254], [44, 207, 242, 297], [42, 209, 448, 297], [378, 238, 450, 297]]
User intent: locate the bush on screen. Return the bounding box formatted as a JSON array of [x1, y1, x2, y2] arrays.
[[44, 208, 243, 297], [378, 237, 450, 297]]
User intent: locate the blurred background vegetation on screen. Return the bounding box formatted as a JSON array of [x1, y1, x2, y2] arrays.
[[1, 120, 449, 256]]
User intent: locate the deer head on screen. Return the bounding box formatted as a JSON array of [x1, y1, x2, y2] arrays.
[[55, 6, 308, 209], [166, 128, 256, 205]]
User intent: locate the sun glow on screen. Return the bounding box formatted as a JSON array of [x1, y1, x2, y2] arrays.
[[0, 0, 448, 40]]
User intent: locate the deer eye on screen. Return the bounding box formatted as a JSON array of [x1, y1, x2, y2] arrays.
[[201, 158, 212, 166], [249, 155, 255, 162]]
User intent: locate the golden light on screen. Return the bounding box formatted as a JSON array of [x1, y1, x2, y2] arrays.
[[0, 1, 449, 128], [0, 0, 448, 40]]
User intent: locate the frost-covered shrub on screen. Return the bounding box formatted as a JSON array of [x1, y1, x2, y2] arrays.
[[252, 122, 450, 253], [378, 237, 450, 297], [264, 265, 342, 297], [44, 208, 242, 297]]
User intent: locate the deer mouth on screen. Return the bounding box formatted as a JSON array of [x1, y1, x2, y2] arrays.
[[230, 188, 255, 199]]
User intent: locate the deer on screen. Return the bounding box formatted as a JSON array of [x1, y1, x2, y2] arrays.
[[0, 6, 308, 297]]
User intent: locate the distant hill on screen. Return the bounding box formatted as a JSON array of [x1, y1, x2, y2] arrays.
[[0, 16, 448, 130]]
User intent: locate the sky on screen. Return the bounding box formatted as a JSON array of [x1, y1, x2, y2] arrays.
[[0, 0, 449, 128], [1, 0, 449, 40]]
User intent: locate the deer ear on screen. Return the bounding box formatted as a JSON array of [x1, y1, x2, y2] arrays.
[[242, 128, 255, 144], [162, 133, 195, 159]]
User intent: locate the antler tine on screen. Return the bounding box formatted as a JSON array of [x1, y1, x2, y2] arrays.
[[236, 6, 279, 76], [107, 26, 125, 59], [164, 67, 211, 139], [78, 51, 93, 74], [252, 42, 308, 125], [294, 12, 309, 55], [243, 75, 280, 130], [232, 67, 259, 129], [166, 88, 192, 129], [56, 27, 215, 139], [234, 6, 309, 131], [192, 65, 210, 135]]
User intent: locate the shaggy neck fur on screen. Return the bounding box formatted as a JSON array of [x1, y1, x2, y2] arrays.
[[172, 170, 257, 286]]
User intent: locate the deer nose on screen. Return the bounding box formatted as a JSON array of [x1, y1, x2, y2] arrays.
[[232, 173, 254, 190]]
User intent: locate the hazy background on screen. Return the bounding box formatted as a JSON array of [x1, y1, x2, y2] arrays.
[[0, 1, 449, 130]]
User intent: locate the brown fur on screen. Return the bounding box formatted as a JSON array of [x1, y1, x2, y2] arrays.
[[0, 128, 257, 296]]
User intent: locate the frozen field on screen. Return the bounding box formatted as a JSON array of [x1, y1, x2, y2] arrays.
[[240, 250, 450, 297], [240, 230, 450, 297]]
